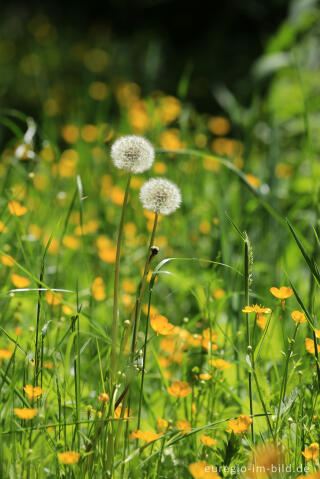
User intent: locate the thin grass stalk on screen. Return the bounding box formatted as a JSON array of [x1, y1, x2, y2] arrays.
[[244, 238, 254, 444], [275, 323, 299, 437], [34, 267, 44, 387]]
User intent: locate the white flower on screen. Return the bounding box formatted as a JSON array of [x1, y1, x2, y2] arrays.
[[111, 135, 154, 173], [139, 178, 181, 215]]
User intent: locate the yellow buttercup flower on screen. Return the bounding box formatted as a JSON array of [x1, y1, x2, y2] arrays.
[[189, 461, 220, 478], [0, 349, 13, 359], [24, 385, 43, 401], [8, 201, 27, 216], [176, 420, 191, 434], [305, 338, 320, 355], [130, 430, 161, 443], [246, 443, 284, 478], [210, 359, 231, 371], [150, 315, 175, 336], [58, 451, 80, 465], [291, 311, 307, 324], [11, 274, 30, 288], [14, 408, 38, 420], [157, 417, 168, 432], [228, 415, 252, 434], [1, 255, 16, 267], [302, 443, 319, 462], [200, 435, 217, 447], [92, 277, 106, 301], [114, 405, 133, 420], [242, 305, 272, 314], [45, 291, 62, 306], [167, 381, 191, 398], [270, 286, 293, 310], [98, 392, 109, 403]]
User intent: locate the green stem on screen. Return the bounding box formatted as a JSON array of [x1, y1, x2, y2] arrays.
[[130, 213, 158, 363], [275, 323, 299, 438], [110, 174, 132, 387], [137, 279, 153, 430], [244, 238, 254, 444]]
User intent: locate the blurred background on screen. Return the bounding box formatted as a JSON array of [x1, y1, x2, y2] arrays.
[[1, 0, 291, 116]]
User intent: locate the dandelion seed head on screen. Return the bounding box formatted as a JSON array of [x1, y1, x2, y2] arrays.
[[111, 135, 154, 173], [139, 178, 181, 215]]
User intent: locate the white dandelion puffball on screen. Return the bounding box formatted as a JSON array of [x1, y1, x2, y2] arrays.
[[139, 178, 182, 215], [111, 135, 155, 173]]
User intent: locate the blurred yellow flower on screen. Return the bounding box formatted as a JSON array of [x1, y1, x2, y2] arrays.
[[130, 430, 161, 442], [291, 310, 307, 324], [11, 274, 30, 288], [0, 349, 13, 359], [245, 173, 261, 188], [150, 315, 175, 336], [213, 288, 225, 299], [306, 338, 319, 355], [302, 443, 319, 462], [157, 96, 181, 124], [98, 392, 109, 403], [176, 419, 191, 434], [157, 417, 168, 432], [208, 116, 230, 136], [159, 129, 183, 150], [210, 359, 231, 370], [270, 286, 293, 299], [8, 201, 27, 216], [58, 451, 80, 465], [81, 125, 98, 143], [89, 81, 108, 101], [61, 125, 79, 144], [14, 408, 38, 420], [63, 235, 80, 250], [92, 277, 106, 301], [189, 461, 220, 478], [168, 381, 191, 398], [59, 149, 78, 177], [153, 161, 167, 174], [24, 385, 43, 401], [109, 186, 125, 205], [200, 435, 217, 446], [1, 255, 16, 267], [128, 101, 150, 133], [114, 405, 133, 420], [45, 291, 62, 306], [228, 415, 252, 434], [246, 443, 284, 478], [0, 221, 8, 233]]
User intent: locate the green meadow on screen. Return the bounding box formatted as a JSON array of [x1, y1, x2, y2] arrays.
[[1, 3, 320, 478]]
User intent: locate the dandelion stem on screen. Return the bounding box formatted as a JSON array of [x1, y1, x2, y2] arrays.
[[130, 212, 158, 363], [137, 276, 153, 430], [110, 173, 132, 387]]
